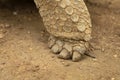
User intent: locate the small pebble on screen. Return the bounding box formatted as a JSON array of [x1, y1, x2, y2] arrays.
[[29, 48, 33, 51], [27, 31, 31, 34], [64, 63, 70, 67], [63, 63, 70, 67], [61, 61, 70, 67], [113, 54, 118, 58], [101, 48, 105, 52], [0, 33, 5, 39], [13, 11, 18, 15], [111, 78, 115, 80], [51, 55, 55, 58], [5, 24, 11, 28], [92, 58, 98, 61]]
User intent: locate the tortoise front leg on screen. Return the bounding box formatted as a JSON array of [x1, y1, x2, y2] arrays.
[[34, 0, 92, 61]]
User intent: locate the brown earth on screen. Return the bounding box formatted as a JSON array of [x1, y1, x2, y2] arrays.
[[86, 0, 120, 9], [0, 1, 120, 80]]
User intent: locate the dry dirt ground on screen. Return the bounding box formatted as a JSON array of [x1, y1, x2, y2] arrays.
[[0, 1, 120, 80]]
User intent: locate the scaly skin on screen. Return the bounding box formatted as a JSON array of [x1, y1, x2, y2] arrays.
[[34, 0, 92, 61]]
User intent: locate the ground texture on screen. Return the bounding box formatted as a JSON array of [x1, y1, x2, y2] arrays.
[[0, 1, 120, 80]]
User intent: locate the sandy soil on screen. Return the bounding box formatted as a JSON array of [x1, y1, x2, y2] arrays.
[[0, 1, 120, 80]]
